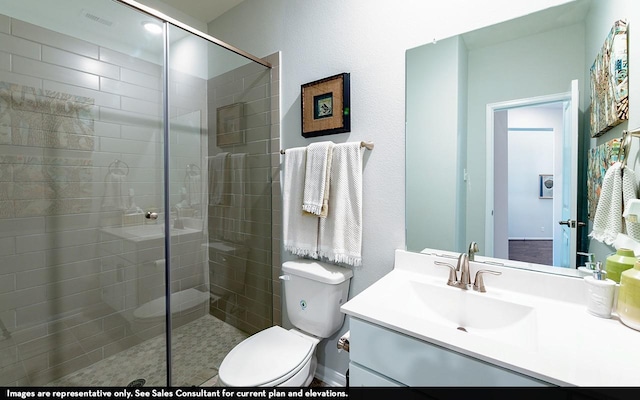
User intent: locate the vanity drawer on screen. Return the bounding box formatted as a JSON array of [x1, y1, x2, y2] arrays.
[[348, 362, 404, 387], [349, 317, 551, 386]]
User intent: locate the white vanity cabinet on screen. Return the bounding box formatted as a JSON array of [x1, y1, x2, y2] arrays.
[[341, 250, 640, 387], [348, 317, 551, 387]]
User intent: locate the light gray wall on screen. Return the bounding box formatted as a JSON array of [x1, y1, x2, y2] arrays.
[[207, 0, 581, 384]]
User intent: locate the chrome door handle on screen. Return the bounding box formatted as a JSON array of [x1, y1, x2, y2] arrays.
[[558, 219, 586, 228], [145, 211, 159, 220]]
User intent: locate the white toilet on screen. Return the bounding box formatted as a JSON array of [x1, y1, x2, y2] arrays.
[[217, 259, 353, 387]]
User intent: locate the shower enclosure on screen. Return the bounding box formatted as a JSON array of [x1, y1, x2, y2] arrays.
[[0, 0, 274, 386]]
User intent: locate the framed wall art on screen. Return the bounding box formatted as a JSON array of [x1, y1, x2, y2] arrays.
[[301, 73, 350, 138], [587, 138, 623, 220], [590, 19, 628, 138], [539, 174, 553, 199], [216, 102, 244, 147]]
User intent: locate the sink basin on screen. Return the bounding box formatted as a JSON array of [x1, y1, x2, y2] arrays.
[[100, 220, 202, 242], [358, 273, 539, 350], [408, 280, 538, 348]]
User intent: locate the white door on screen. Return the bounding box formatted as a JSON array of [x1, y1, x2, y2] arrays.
[[557, 79, 580, 268]]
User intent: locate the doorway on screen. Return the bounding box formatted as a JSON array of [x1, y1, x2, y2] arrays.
[[485, 80, 579, 268]]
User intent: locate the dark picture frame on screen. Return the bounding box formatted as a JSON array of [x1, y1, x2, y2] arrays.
[[216, 102, 244, 147], [301, 73, 350, 138]]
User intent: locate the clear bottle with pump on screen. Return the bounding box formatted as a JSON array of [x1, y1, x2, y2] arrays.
[[584, 261, 616, 318]]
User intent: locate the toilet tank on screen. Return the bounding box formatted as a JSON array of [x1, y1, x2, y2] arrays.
[[282, 259, 353, 338]]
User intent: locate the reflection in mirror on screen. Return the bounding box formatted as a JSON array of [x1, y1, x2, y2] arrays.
[[406, 0, 635, 276]]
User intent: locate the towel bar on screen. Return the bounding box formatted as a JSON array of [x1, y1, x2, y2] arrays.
[[280, 141, 373, 155]]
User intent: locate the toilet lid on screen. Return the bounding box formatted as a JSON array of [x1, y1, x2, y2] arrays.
[[219, 326, 314, 386]]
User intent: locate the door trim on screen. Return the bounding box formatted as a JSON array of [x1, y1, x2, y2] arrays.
[[485, 91, 571, 259]]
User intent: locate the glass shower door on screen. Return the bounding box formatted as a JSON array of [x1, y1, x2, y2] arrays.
[[166, 23, 273, 387], [0, 0, 169, 386]]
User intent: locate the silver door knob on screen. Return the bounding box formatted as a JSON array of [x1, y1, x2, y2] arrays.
[[558, 219, 585, 228], [145, 211, 158, 220]]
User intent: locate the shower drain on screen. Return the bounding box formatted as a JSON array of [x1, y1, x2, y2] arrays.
[[127, 378, 146, 387]]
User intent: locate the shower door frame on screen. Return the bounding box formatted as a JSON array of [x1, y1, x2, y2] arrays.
[[116, 0, 272, 386]]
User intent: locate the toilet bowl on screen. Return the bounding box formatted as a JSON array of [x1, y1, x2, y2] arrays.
[[133, 288, 209, 322], [218, 326, 320, 386], [217, 259, 353, 387]]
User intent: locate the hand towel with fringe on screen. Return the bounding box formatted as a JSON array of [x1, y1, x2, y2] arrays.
[[303, 141, 334, 217], [208, 152, 230, 205], [589, 161, 636, 245], [283, 147, 320, 257], [318, 142, 364, 267]]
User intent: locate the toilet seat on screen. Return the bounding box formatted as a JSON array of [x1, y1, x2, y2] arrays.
[[218, 326, 316, 386]]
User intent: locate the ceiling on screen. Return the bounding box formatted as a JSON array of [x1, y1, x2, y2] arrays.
[[155, 0, 245, 24]]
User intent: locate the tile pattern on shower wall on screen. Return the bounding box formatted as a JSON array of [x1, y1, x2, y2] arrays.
[[206, 54, 277, 335], [0, 14, 207, 386]]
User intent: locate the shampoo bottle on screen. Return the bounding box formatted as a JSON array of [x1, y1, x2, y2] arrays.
[[584, 262, 616, 318]]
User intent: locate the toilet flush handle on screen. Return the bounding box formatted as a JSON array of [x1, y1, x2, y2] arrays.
[[279, 275, 291, 281]]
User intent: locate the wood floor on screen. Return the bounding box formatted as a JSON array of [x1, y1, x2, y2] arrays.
[[508, 239, 553, 265]]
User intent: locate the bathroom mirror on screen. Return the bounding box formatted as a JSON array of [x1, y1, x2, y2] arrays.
[[405, 0, 621, 275]]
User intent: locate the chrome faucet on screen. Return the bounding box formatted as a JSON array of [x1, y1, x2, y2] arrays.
[[455, 253, 471, 290], [434, 253, 471, 290], [434, 249, 502, 293], [468, 241, 479, 261]]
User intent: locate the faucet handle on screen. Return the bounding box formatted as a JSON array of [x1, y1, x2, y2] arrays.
[[434, 261, 458, 286], [473, 269, 502, 293]]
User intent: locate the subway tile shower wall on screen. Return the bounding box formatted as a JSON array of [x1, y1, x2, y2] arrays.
[[206, 54, 278, 335], [0, 14, 214, 385]]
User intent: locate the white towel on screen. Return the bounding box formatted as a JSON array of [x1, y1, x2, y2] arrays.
[[318, 142, 364, 267], [622, 167, 640, 241], [225, 153, 247, 243], [590, 162, 624, 245], [102, 172, 128, 210], [208, 152, 230, 205], [186, 174, 201, 206], [303, 141, 334, 217], [283, 147, 320, 257]]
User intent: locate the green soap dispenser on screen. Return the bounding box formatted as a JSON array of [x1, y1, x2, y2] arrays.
[[605, 248, 637, 283], [617, 260, 640, 331]]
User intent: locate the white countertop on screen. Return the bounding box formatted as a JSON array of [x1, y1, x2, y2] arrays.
[[340, 249, 640, 387]]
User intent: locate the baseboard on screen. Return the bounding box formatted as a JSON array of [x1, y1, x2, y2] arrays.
[[315, 363, 347, 387]]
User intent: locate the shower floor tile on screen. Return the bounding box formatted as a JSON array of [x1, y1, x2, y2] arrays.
[[47, 314, 248, 387]]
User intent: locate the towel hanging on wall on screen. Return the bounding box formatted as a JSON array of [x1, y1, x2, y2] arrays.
[[303, 141, 334, 217], [102, 171, 129, 210], [283, 147, 320, 257], [208, 152, 230, 205], [317, 142, 364, 267], [622, 167, 640, 241], [589, 162, 640, 244]]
